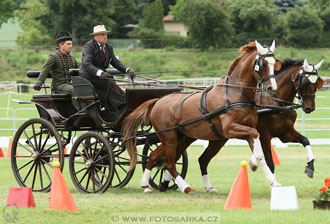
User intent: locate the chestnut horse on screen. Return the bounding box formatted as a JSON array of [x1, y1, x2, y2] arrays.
[[123, 41, 281, 194], [158, 59, 324, 193]]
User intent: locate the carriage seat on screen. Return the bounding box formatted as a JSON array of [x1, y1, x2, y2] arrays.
[[32, 94, 71, 101]]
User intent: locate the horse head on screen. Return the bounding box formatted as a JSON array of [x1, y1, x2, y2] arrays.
[[292, 59, 324, 113], [255, 40, 281, 95]]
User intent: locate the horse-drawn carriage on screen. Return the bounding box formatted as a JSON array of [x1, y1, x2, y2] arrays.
[[11, 40, 324, 195], [10, 69, 188, 193]]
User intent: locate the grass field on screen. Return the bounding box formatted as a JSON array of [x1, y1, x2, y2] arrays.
[[0, 145, 330, 223]]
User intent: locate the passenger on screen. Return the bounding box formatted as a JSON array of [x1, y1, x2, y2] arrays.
[[33, 30, 78, 95], [79, 25, 136, 121]]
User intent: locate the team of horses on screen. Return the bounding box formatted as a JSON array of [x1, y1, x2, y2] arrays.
[[122, 41, 324, 194]]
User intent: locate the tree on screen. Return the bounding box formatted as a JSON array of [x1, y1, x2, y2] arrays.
[[0, 0, 14, 27], [286, 6, 323, 47], [171, 0, 233, 49], [142, 0, 164, 33], [15, 0, 52, 46], [109, 0, 139, 38], [273, 0, 305, 13], [225, 0, 276, 34], [43, 0, 115, 41]]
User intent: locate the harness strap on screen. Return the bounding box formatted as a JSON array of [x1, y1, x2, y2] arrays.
[[173, 91, 198, 132], [198, 86, 223, 139]]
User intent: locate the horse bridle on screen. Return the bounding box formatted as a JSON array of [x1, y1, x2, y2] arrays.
[[292, 66, 319, 99], [253, 50, 276, 89]]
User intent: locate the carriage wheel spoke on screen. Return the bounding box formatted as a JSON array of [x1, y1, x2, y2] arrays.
[[158, 169, 164, 185], [31, 162, 38, 189], [91, 170, 96, 192], [76, 149, 88, 161], [78, 169, 89, 185], [31, 123, 39, 152], [73, 161, 86, 165], [23, 162, 36, 183], [95, 166, 108, 182], [152, 169, 160, 181], [40, 162, 51, 182], [38, 161, 43, 189], [113, 168, 122, 183], [85, 170, 91, 191], [40, 131, 51, 154], [23, 130, 36, 151], [94, 155, 109, 163], [115, 162, 128, 174], [74, 167, 87, 176], [92, 145, 105, 160], [40, 158, 53, 169], [94, 170, 102, 186], [18, 142, 34, 154], [16, 160, 33, 172]]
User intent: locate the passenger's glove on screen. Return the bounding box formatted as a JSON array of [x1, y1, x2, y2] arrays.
[[127, 69, 136, 79], [100, 72, 112, 79], [33, 83, 41, 91]]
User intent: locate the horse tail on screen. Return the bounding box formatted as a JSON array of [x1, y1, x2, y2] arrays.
[[122, 98, 158, 170]]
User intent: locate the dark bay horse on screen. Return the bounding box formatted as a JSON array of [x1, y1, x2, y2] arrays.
[[158, 59, 324, 194], [123, 41, 281, 194], [256, 58, 324, 179]]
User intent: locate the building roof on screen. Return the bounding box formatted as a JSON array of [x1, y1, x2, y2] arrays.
[[163, 14, 174, 22]]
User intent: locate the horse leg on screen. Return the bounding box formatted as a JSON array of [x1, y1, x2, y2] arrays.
[[222, 123, 281, 186], [159, 136, 195, 192], [198, 139, 227, 193], [141, 144, 166, 194], [163, 141, 195, 194], [279, 128, 314, 178], [260, 136, 275, 174], [248, 137, 282, 187]]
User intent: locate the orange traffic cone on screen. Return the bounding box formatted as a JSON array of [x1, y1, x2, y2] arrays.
[[49, 161, 78, 212], [0, 147, 4, 158], [224, 160, 252, 210], [6, 136, 13, 159], [271, 145, 281, 166]]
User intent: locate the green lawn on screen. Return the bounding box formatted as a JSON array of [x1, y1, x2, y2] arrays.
[[0, 145, 330, 223]]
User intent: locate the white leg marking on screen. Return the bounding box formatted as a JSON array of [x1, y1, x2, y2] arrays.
[[175, 176, 190, 193], [140, 169, 151, 187], [270, 77, 277, 91], [202, 175, 218, 193], [305, 145, 314, 162], [253, 137, 264, 159], [259, 159, 281, 187]]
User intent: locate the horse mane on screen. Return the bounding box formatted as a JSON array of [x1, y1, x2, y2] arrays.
[[227, 41, 256, 75], [275, 58, 303, 75]]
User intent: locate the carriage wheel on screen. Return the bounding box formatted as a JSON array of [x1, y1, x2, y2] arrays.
[[11, 118, 64, 192], [142, 141, 188, 191], [108, 135, 135, 188], [69, 132, 114, 193]]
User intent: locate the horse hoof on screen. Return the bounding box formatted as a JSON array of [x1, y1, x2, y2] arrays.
[[304, 167, 314, 178], [271, 181, 282, 187], [142, 186, 152, 194], [249, 161, 258, 172], [205, 187, 218, 193], [158, 181, 169, 192], [184, 187, 196, 194]]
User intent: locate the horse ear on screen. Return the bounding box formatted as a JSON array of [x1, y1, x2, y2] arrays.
[[274, 59, 282, 71], [316, 78, 324, 89], [303, 59, 309, 69], [315, 59, 324, 70], [269, 40, 275, 52], [255, 40, 263, 53]]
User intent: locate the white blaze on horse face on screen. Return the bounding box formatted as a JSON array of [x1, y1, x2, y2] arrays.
[[265, 56, 277, 90]]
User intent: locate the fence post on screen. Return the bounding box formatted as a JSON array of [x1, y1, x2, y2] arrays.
[[13, 108, 16, 137]]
